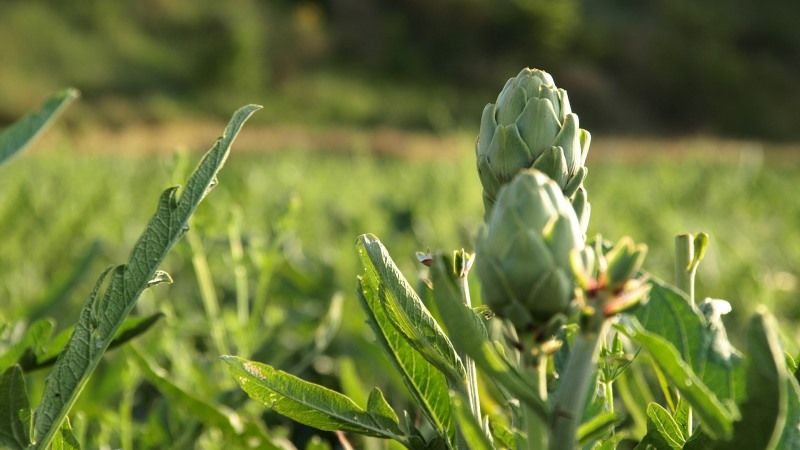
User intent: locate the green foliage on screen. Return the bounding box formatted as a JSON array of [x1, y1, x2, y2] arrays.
[[621, 321, 735, 440], [3, 63, 800, 450], [357, 235, 465, 385], [29, 104, 260, 449], [222, 356, 406, 442]]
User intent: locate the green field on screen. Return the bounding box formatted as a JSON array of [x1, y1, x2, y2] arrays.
[[2, 132, 798, 447]]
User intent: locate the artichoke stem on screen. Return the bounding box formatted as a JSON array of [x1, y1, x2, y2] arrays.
[[549, 320, 608, 450], [674, 234, 696, 434]]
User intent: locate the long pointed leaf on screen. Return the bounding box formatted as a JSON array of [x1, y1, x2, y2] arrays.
[[222, 356, 406, 442], [356, 234, 465, 383], [357, 277, 455, 446], [0, 88, 78, 165], [32, 104, 261, 449]]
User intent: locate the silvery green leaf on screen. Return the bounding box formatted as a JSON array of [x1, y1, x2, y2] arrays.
[[31, 104, 261, 449], [222, 356, 407, 442], [356, 234, 465, 384], [357, 275, 454, 446]]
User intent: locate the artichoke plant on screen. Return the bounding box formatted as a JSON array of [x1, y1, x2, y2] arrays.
[[475, 169, 584, 331], [476, 68, 591, 224]]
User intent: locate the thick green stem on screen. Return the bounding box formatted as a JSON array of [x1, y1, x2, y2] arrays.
[[550, 321, 607, 450], [604, 380, 614, 415], [674, 234, 695, 433]]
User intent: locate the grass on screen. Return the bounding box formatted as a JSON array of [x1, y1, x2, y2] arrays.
[[2, 134, 799, 447]]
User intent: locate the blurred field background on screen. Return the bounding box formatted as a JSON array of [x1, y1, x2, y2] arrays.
[[2, 1, 800, 448]]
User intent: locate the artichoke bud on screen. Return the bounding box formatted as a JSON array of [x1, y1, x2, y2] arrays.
[[476, 68, 591, 218], [605, 237, 648, 291], [475, 169, 584, 332]]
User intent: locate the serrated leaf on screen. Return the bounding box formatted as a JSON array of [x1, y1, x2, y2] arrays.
[[357, 277, 455, 446], [451, 394, 493, 450], [0, 365, 31, 449], [31, 104, 261, 449], [0, 88, 78, 165], [222, 356, 407, 442], [356, 235, 465, 384], [429, 255, 549, 418], [620, 321, 735, 440]]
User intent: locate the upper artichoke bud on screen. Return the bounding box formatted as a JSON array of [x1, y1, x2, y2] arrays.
[[476, 68, 591, 219], [475, 169, 584, 331]]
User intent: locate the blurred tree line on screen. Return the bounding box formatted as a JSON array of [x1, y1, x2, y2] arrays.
[[2, 0, 798, 139]]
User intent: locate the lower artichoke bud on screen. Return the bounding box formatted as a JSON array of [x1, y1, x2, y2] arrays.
[[475, 169, 585, 332]]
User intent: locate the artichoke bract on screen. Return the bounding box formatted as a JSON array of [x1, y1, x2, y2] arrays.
[[476, 68, 591, 220], [475, 169, 584, 331]]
